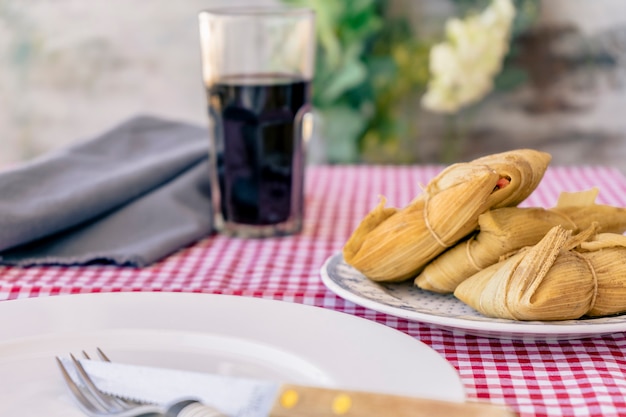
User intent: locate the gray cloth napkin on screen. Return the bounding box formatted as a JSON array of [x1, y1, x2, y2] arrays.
[[0, 115, 214, 266]]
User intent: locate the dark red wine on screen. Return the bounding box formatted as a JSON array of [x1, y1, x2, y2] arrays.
[[207, 74, 311, 226]]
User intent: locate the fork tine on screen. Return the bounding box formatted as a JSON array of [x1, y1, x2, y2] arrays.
[[70, 353, 126, 412], [59, 352, 164, 417], [80, 350, 135, 410], [96, 347, 112, 362], [56, 356, 107, 416], [89, 349, 146, 409], [59, 349, 226, 417]]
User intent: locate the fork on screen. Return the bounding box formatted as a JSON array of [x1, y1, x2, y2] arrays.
[[56, 349, 226, 417]]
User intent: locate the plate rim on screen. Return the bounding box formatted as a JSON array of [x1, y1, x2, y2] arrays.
[[0, 291, 466, 407], [320, 252, 626, 339]]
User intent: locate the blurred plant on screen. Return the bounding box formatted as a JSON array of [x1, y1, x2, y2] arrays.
[[421, 0, 515, 113], [359, 16, 432, 163], [281, 0, 429, 163], [451, 0, 541, 92], [421, 0, 516, 162], [282, 0, 539, 163]]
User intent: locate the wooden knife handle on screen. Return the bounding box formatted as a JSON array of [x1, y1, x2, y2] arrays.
[[268, 384, 517, 417]]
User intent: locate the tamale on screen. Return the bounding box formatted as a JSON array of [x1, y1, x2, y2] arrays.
[[579, 233, 626, 317], [415, 188, 626, 293], [454, 225, 626, 321], [468, 149, 551, 208], [551, 188, 626, 231], [415, 207, 576, 293], [343, 149, 551, 282]]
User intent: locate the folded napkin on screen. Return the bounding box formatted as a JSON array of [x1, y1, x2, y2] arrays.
[[0, 115, 213, 266]]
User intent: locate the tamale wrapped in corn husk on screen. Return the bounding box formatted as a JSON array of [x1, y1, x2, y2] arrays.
[[578, 233, 626, 317], [551, 188, 626, 231], [343, 149, 551, 282], [466, 150, 551, 208], [415, 207, 576, 294], [415, 188, 626, 293], [454, 225, 626, 321]]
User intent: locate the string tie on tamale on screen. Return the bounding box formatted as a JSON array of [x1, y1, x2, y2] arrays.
[[343, 149, 552, 283], [572, 251, 599, 312], [464, 236, 482, 272], [423, 192, 453, 249]]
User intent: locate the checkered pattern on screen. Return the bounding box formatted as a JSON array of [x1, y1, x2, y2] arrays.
[[2, 165, 626, 417]]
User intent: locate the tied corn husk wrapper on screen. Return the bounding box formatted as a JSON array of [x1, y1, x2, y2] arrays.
[[343, 149, 551, 282], [415, 188, 626, 293], [454, 225, 626, 321]]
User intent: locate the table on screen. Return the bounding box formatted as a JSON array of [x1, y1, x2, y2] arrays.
[[2, 165, 626, 417]]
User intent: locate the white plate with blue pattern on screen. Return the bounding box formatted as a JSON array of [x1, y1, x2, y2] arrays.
[[321, 253, 626, 340]]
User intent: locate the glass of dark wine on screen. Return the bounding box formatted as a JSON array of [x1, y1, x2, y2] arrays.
[[198, 7, 315, 238]]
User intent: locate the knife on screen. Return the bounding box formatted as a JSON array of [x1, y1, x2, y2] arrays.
[[78, 359, 517, 417]]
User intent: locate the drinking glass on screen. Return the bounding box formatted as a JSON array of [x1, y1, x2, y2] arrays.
[[198, 6, 315, 238]]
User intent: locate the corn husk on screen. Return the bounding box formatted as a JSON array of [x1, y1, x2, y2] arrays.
[[454, 225, 626, 321], [467, 149, 551, 208], [551, 188, 626, 231], [415, 188, 626, 293], [415, 207, 576, 293], [343, 149, 551, 282], [579, 233, 626, 317]]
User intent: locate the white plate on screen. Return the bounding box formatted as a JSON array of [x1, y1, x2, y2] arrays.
[[321, 253, 626, 341], [0, 292, 464, 416]]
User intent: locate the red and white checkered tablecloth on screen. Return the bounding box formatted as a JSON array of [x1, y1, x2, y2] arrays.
[[2, 165, 626, 417]]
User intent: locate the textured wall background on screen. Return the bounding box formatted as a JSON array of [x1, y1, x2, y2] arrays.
[[462, 0, 626, 167], [0, 0, 277, 165]]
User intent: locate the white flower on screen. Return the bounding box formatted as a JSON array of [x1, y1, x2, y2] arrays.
[[422, 0, 516, 114]]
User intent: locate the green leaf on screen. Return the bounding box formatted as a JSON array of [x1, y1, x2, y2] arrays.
[[317, 59, 367, 104], [494, 66, 528, 91], [345, 0, 378, 15], [313, 1, 344, 68], [318, 106, 368, 163]]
